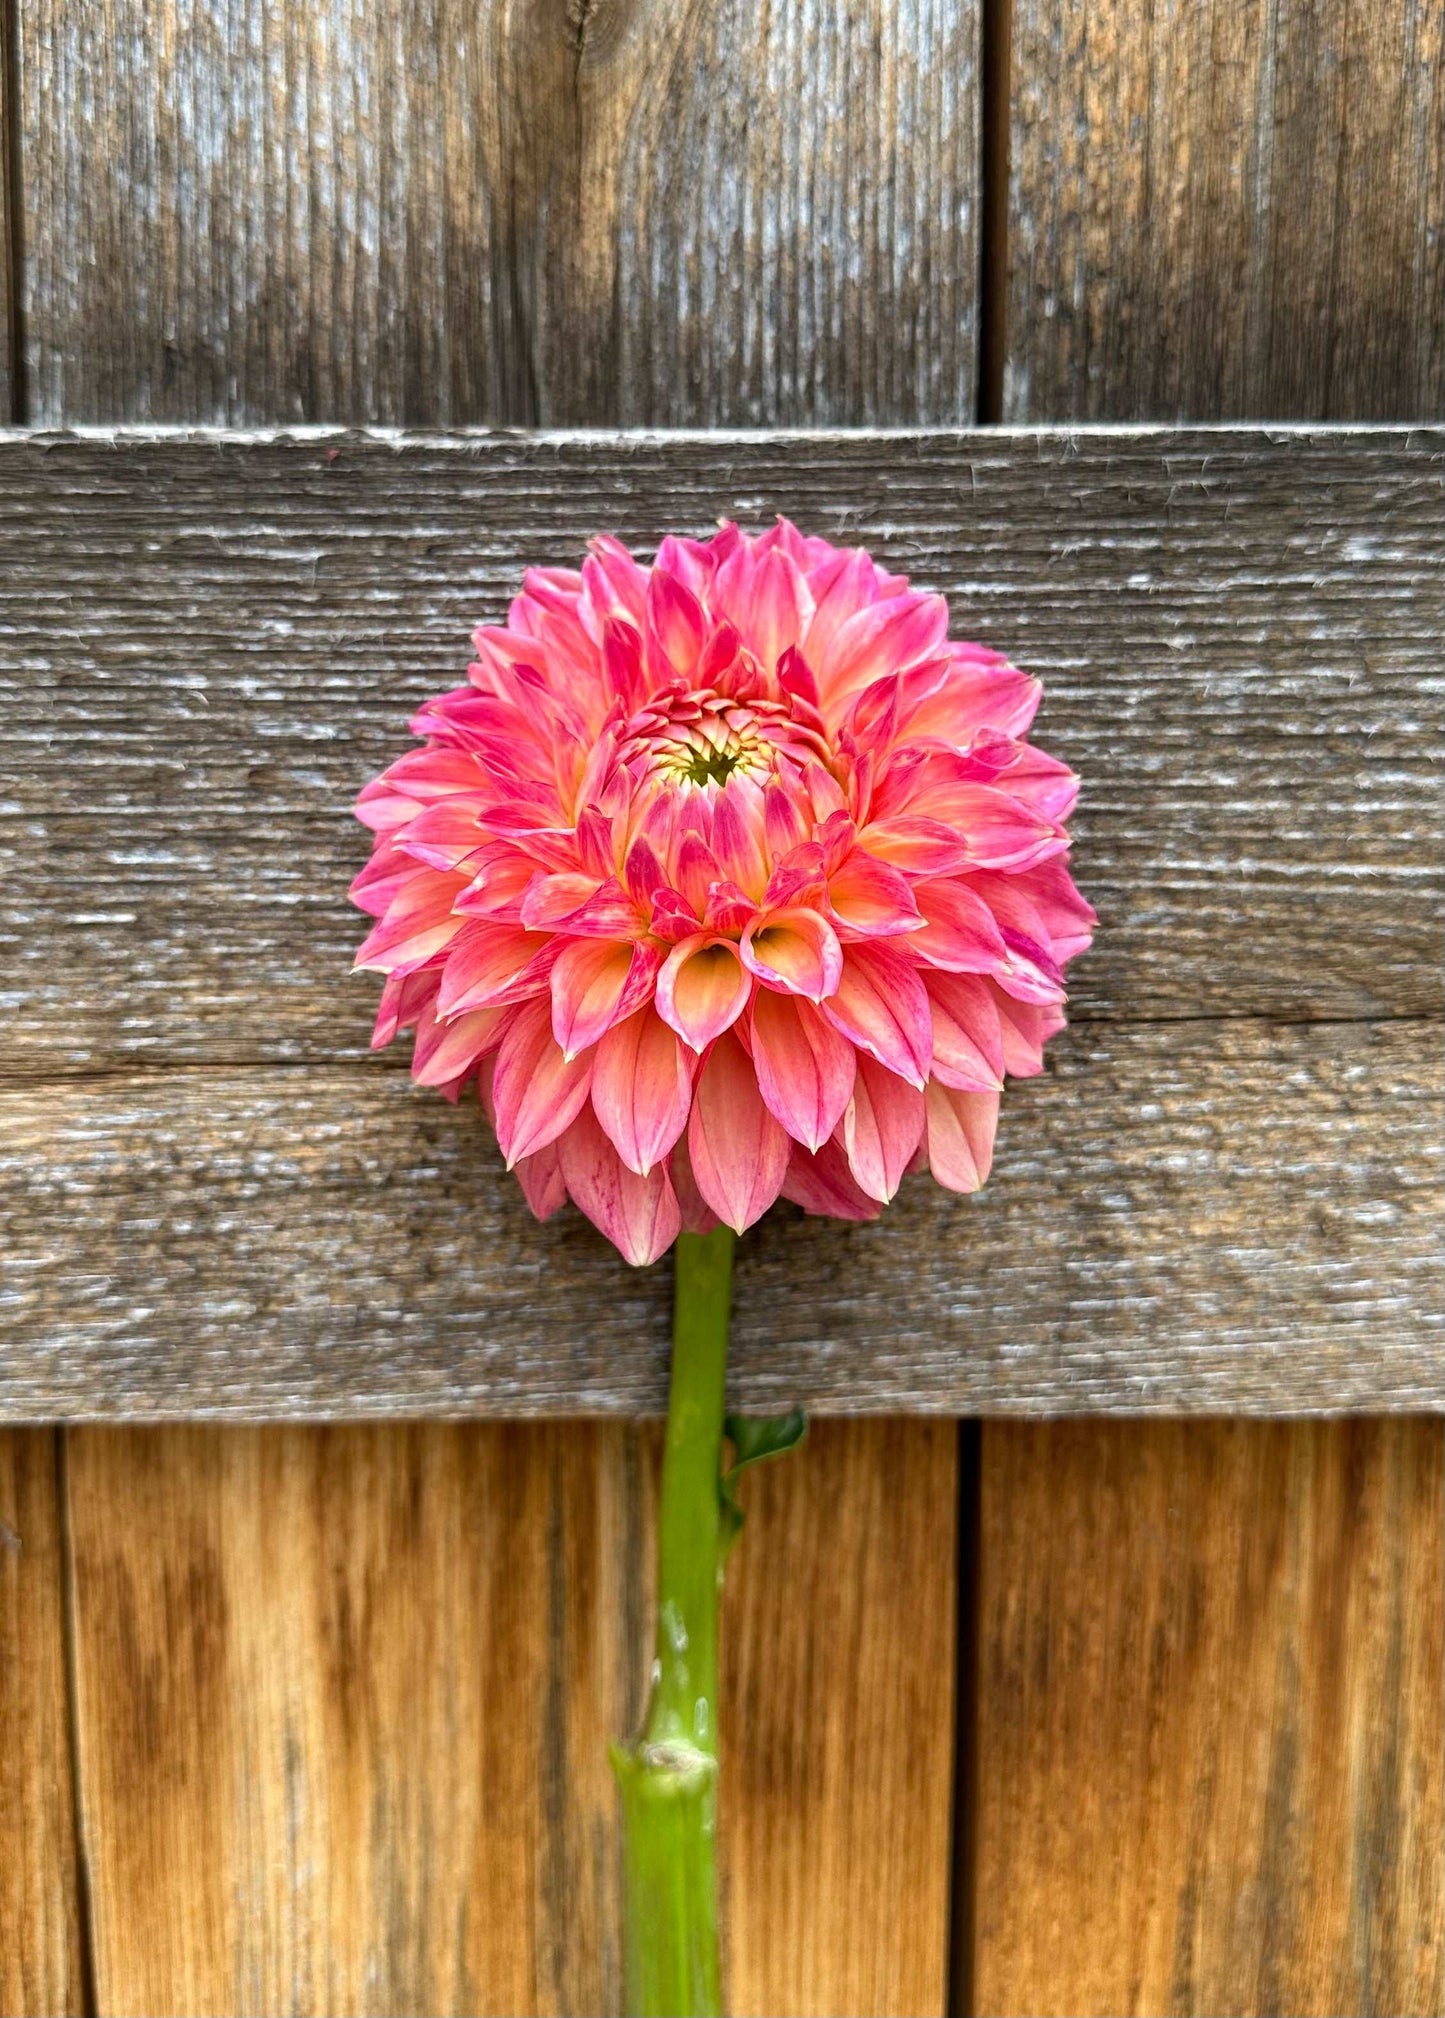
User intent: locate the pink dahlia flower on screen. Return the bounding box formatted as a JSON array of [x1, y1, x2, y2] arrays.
[[353, 520, 1094, 1264]]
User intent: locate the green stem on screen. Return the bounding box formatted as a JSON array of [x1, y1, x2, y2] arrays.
[[613, 1225, 736, 2018]]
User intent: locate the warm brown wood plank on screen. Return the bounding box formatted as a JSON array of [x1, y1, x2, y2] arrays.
[[1006, 0, 1445, 422], [971, 1419, 1445, 2016], [65, 1422, 644, 2016], [2, 427, 1439, 1085], [722, 1419, 956, 2018], [0, 1430, 86, 2016], [63, 1419, 953, 2016], [3, 1017, 1440, 1417], [19, 0, 978, 427]]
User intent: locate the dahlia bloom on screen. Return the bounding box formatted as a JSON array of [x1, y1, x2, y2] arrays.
[[353, 519, 1093, 1264]]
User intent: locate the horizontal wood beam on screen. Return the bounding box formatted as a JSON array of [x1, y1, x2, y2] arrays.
[[3, 427, 1440, 1072], [1, 427, 1440, 1414], [2, 1021, 1438, 1417]]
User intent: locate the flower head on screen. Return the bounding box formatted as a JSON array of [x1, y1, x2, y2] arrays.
[[353, 520, 1094, 1263]]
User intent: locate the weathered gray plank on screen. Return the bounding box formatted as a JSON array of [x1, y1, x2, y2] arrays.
[[1, 427, 1441, 1085], [2, 425, 1440, 1414], [1006, 0, 1445, 422], [20, 0, 977, 428], [0, 2, 12, 426], [2, 1017, 1440, 1416]]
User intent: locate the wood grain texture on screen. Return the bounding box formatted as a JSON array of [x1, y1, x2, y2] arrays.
[[1006, 0, 1445, 422], [19, 0, 977, 428], [0, 0, 14, 426], [1, 427, 1440, 1413], [2, 428, 1439, 1086], [62, 1418, 953, 2017], [721, 1418, 956, 2018], [65, 1421, 648, 2017], [3, 1018, 1441, 1417], [0, 1430, 86, 2016], [971, 1419, 1445, 2016]]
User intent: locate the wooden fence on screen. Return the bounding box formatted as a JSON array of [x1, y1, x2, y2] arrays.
[[1, 2, 1441, 2013]]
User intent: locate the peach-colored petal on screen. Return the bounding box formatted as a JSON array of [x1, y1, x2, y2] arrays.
[[926, 972, 1006, 1091], [591, 1007, 694, 1176], [820, 945, 932, 1088], [780, 1138, 883, 1221], [436, 924, 558, 1015], [515, 1140, 568, 1219], [824, 849, 922, 936], [750, 990, 856, 1151], [668, 1131, 722, 1236], [924, 1081, 999, 1193], [910, 881, 1010, 972], [550, 938, 660, 1059], [411, 1004, 508, 1088], [557, 1106, 682, 1265], [492, 998, 594, 1167], [656, 936, 753, 1051], [740, 907, 843, 1002], [840, 1055, 926, 1204], [688, 1032, 791, 1233]]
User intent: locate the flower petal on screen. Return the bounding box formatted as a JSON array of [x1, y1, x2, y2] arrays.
[[749, 990, 856, 1151], [411, 1004, 509, 1089], [686, 1031, 792, 1232], [818, 591, 949, 708], [819, 945, 932, 1088], [656, 936, 753, 1050], [354, 868, 467, 974], [825, 849, 923, 936], [740, 906, 843, 1001], [557, 1106, 682, 1265], [924, 1081, 999, 1193], [514, 1140, 568, 1220], [780, 1138, 883, 1221], [492, 998, 594, 1166], [550, 938, 660, 1059], [926, 972, 1006, 1090], [646, 568, 708, 680], [993, 992, 1066, 1078], [668, 1132, 722, 1236], [436, 924, 558, 1015], [840, 1054, 926, 1203], [591, 1008, 695, 1176], [911, 880, 1010, 972]]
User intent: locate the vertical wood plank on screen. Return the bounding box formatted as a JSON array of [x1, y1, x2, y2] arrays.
[[0, 0, 13, 423], [66, 1423, 650, 2017], [65, 1421, 956, 2017], [723, 1420, 956, 2018], [21, 0, 978, 426], [972, 1421, 1445, 2017], [0, 1430, 86, 2016], [1005, 0, 1445, 420]]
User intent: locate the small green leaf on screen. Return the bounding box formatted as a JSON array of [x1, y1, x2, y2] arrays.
[[719, 1410, 807, 1557], [725, 1409, 807, 1473]]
